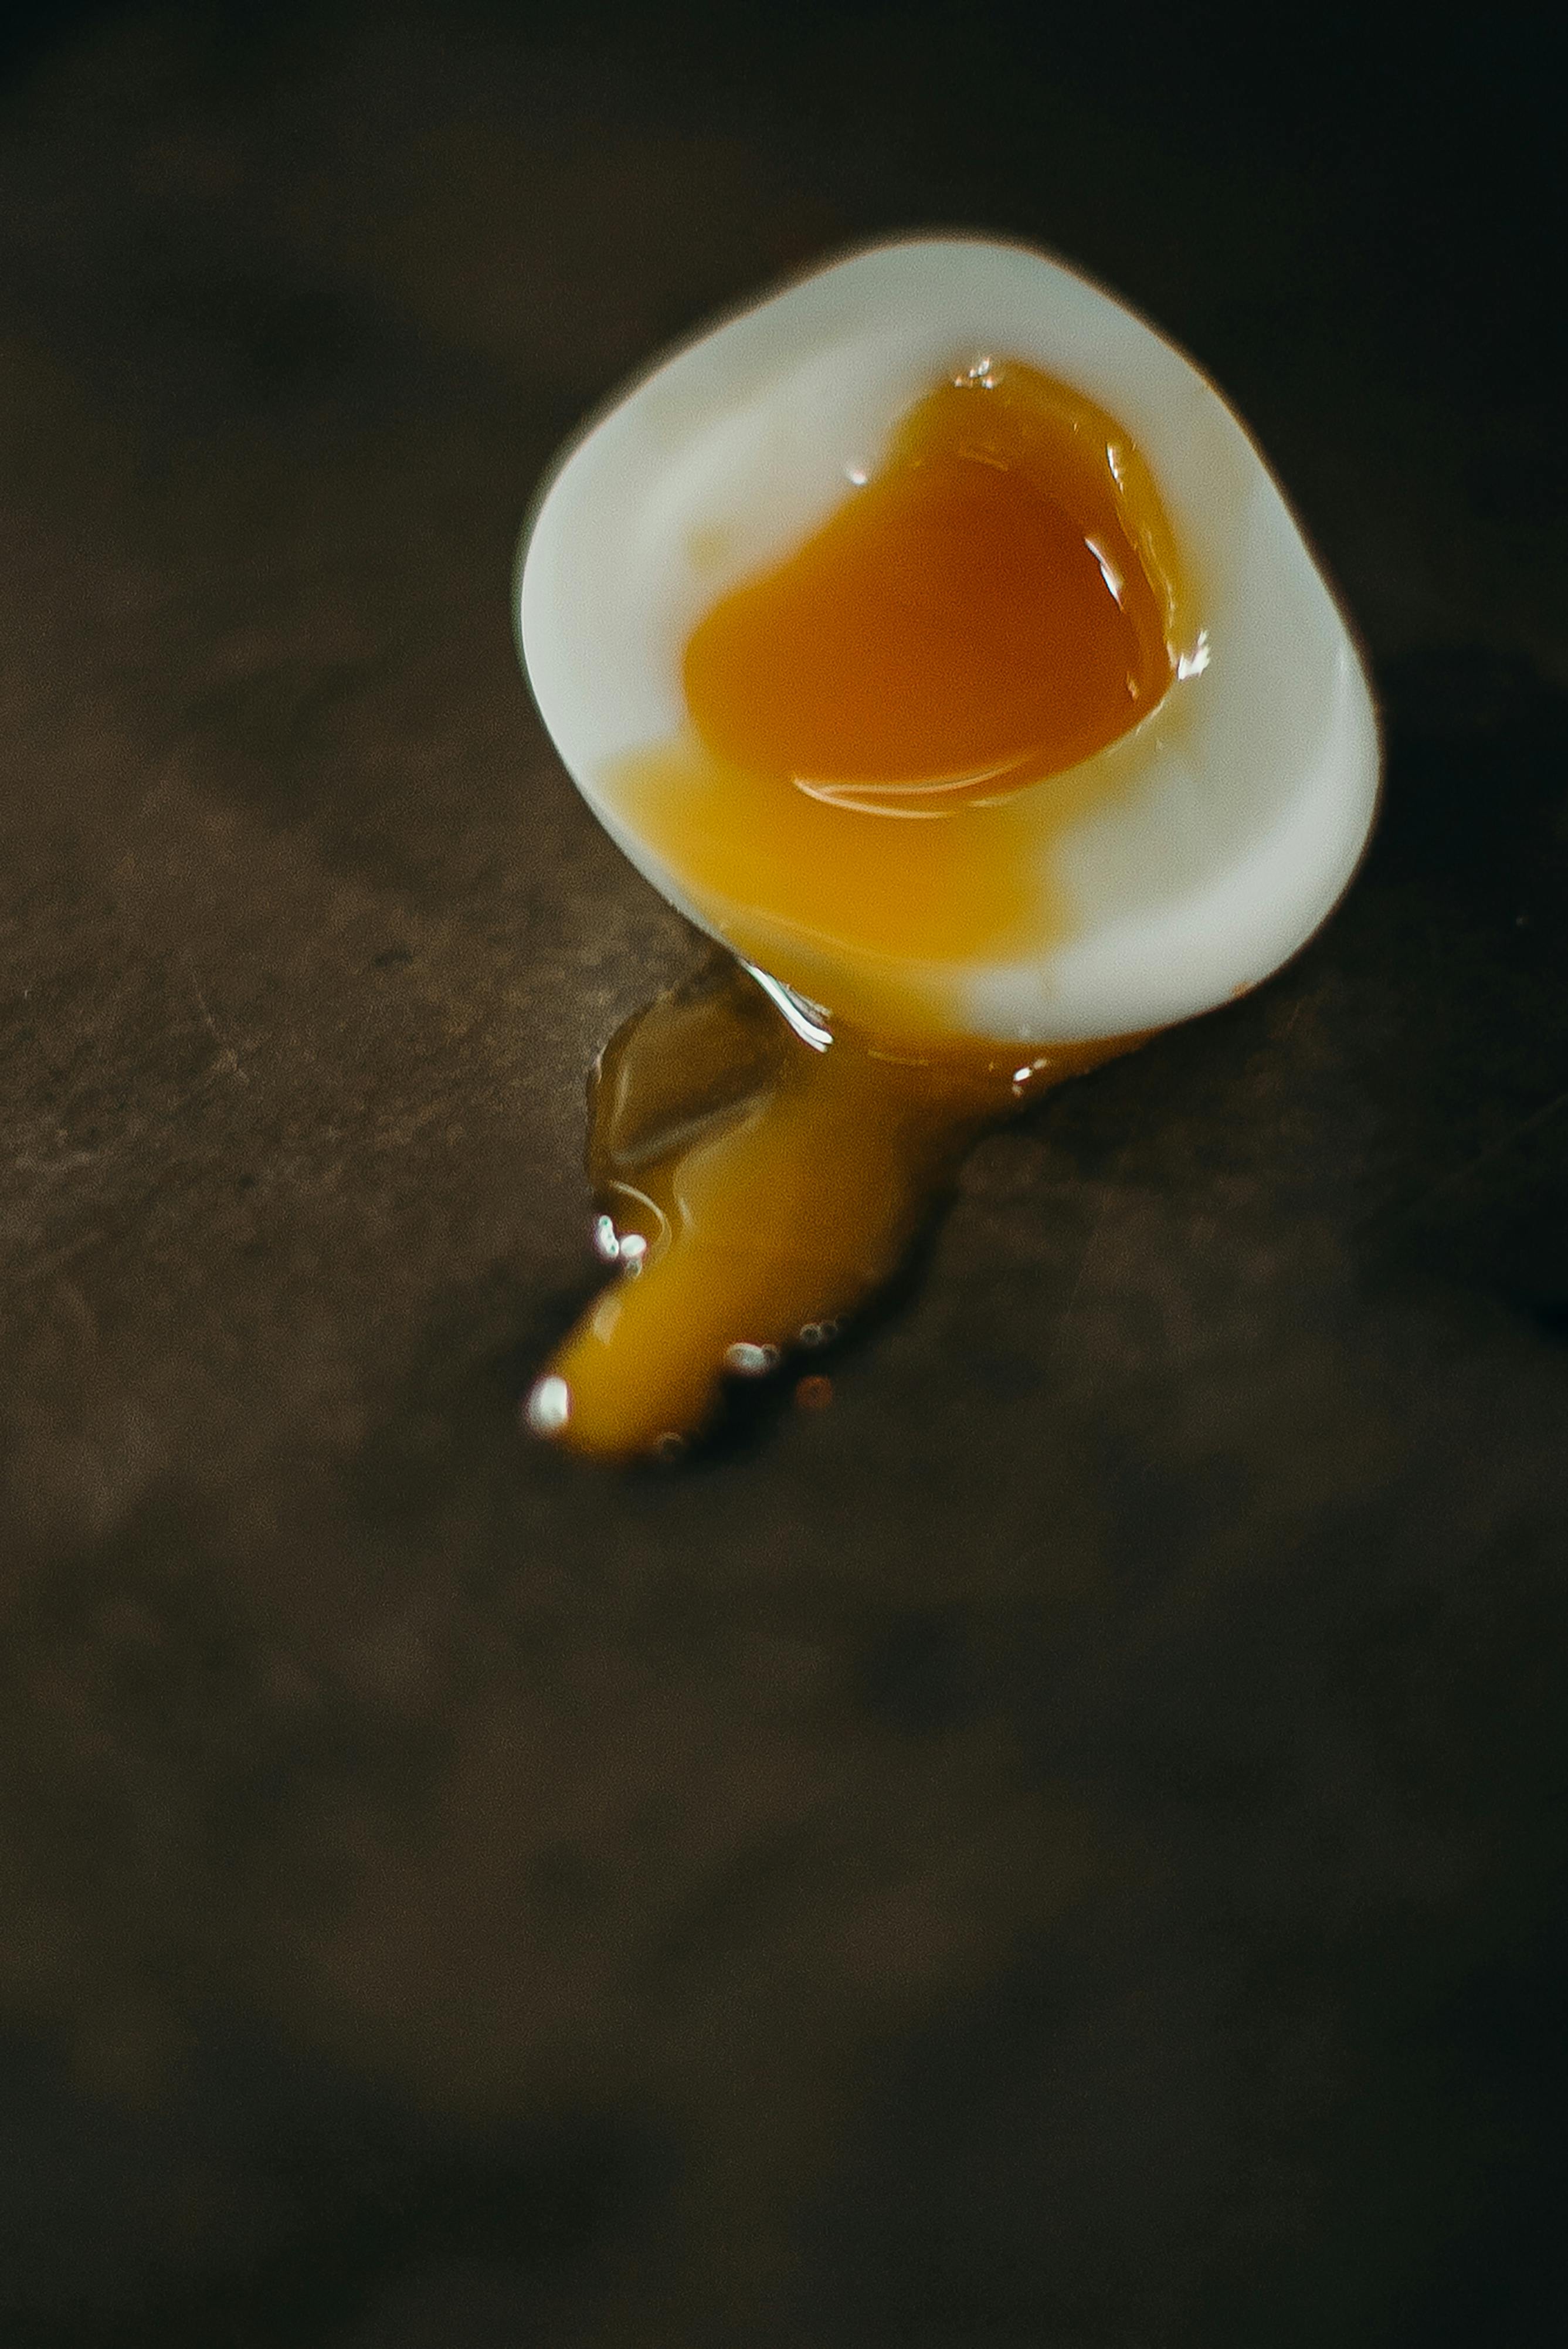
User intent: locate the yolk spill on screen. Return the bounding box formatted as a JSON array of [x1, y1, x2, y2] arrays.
[[531, 955, 1142, 1459], [528, 358, 1179, 1459]]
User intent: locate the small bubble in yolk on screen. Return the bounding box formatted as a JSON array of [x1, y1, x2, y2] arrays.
[[528, 358, 1180, 1459]]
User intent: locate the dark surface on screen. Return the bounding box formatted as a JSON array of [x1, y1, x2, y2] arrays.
[[2, 4, 1566, 2342]]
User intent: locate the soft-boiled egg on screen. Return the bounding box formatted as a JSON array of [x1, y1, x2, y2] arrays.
[[516, 236, 1379, 1459]]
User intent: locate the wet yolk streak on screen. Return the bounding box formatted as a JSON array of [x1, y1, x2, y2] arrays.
[[529, 360, 1179, 1459]]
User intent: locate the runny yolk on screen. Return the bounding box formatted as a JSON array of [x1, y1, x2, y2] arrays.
[[687, 358, 1175, 805], [528, 358, 1180, 1460]]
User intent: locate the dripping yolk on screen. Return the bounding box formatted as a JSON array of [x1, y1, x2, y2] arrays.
[[529, 956, 1142, 1460], [529, 358, 1181, 1459]]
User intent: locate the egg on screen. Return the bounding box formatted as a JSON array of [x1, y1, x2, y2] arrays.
[[515, 236, 1379, 1459]]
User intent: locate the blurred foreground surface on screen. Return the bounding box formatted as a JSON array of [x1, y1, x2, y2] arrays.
[[2, 4, 1566, 2343]]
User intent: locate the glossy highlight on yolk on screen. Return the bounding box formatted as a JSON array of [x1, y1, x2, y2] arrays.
[[528, 358, 1180, 1459]]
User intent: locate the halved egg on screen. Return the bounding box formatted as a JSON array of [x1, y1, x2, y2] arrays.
[[515, 236, 1379, 1458]]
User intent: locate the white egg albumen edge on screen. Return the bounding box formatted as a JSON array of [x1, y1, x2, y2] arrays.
[[517, 236, 1379, 1044]]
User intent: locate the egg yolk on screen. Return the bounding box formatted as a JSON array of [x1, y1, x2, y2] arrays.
[[528, 358, 1180, 1459], [687, 357, 1174, 804]]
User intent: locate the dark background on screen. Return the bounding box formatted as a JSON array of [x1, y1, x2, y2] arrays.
[[2, 2, 1565, 2342]]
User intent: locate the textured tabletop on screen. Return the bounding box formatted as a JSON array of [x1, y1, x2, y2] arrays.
[[2, 5, 1565, 2343]]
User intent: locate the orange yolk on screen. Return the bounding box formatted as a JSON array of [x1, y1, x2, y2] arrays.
[[687, 360, 1173, 800], [529, 358, 1179, 1459]]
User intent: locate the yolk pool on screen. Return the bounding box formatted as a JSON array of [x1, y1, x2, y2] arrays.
[[530, 955, 1142, 1459], [528, 358, 1179, 1460]]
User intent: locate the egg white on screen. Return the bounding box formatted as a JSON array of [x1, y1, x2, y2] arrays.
[[518, 236, 1379, 1043]]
